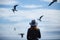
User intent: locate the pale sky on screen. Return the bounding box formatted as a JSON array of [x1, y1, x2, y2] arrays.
[[0, 0, 60, 39]]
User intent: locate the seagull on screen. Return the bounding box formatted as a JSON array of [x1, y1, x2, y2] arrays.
[[12, 5, 18, 13], [48, 0, 57, 6], [38, 15, 44, 21], [18, 33, 24, 38]]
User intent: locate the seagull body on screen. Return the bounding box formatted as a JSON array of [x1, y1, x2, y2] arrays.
[[48, 0, 57, 6], [38, 15, 44, 21], [12, 5, 18, 13], [18, 33, 24, 38]]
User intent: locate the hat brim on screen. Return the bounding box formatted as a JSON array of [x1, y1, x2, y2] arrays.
[[29, 23, 37, 26]]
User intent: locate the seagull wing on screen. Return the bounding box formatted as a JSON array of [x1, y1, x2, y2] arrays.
[[40, 15, 43, 19], [48, 0, 57, 6], [14, 5, 18, 10], [48, 2, 54, 6], [53, 0, 57, 2], [38, 15, 43, 21]]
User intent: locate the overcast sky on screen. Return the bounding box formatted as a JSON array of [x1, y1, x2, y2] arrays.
[[0, 0, 60, 39]]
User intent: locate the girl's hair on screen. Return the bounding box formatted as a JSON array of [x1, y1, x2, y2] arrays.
[[30, 26, 38, 30]]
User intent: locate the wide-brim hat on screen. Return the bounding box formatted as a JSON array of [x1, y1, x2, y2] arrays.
[[29, 20, 38, 26]]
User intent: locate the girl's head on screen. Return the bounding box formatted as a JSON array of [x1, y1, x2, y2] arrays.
[[29, 20, 38, 27]]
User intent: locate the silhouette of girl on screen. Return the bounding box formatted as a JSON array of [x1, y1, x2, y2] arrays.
[[27, 20, 41, 40]]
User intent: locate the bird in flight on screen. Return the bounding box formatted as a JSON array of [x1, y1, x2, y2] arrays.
[[38, 15, 44, 21], [18, 33, 24, 38], [48, 0, 57, 6], [12, 5, 18, 13]]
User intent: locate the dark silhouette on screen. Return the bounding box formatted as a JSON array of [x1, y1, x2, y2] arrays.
[[27, 20, 41, 40], [18, 33, 24, 38], [48, 0, 57, 6], [38, 15, 44, 21], [12, 5, 18, 13]]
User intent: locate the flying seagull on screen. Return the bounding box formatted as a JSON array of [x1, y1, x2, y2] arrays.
[[48, 0, 57, 6], [18, 33, 24, 38], [38, 15, 44, 21], [12, 5, 18, 13]]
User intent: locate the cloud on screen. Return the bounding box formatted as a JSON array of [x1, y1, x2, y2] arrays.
[[0, 8, 60, 32], [0, 17, 18, 24], [0, 8, 25, 21], [0, 8, 60, 39], [0, 0, 18, 5], [43, 0, 60, 3], [43, 0, 53, 2], [0, 8, 60, 22], [21, 5, 43, 9]]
